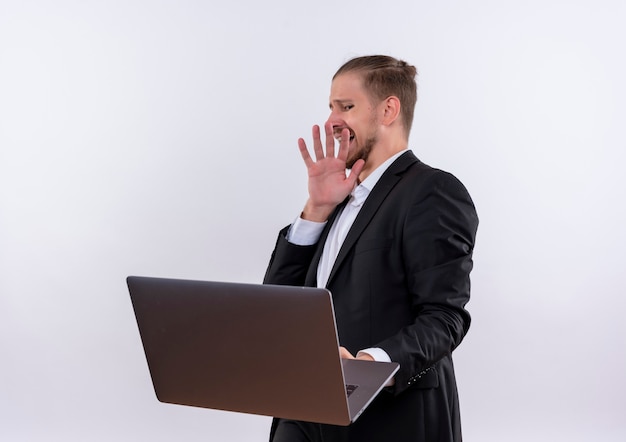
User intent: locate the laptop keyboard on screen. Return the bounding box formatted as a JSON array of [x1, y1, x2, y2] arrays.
[[345, 384, 358, 397]]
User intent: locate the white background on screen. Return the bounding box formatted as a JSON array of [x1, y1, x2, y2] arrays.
[[1, 1, 625, 441]]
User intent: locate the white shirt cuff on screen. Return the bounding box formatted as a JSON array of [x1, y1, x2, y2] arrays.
[[286, 217, 326, 246], [357, 347, 392, 363]]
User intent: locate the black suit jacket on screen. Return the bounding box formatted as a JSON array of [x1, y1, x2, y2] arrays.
[[264, 151, 478, 442]]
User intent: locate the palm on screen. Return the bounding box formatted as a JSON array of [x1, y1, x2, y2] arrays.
[[306, 155, 353, 206], [298, 123, 364, 211]]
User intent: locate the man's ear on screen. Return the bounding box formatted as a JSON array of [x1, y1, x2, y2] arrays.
[[381, 96, 401, 126]]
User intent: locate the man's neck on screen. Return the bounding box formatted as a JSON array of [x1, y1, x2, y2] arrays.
[[358, 138, 408, 182]]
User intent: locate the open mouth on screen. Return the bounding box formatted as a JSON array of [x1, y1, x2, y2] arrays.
[[335, 130, 355, 144]]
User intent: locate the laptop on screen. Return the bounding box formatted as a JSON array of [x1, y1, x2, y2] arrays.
[[127, 276, 399, 426]]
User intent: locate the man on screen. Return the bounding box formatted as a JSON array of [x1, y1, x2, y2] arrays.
[[263, 55, 478, 442]]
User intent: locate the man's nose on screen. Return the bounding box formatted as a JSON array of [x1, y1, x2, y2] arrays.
[[326, 114, 345, 134]]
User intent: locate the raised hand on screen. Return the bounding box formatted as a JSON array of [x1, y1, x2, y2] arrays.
[[298, 121, 365, 222]]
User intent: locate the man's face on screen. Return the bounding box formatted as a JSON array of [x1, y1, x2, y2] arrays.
[[327, 72, 380, 169]]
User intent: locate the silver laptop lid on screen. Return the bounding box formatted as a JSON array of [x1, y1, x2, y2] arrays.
[[128, 276, 353, 425]]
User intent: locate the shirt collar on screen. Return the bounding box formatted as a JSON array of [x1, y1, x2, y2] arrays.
[[354, 149, 408, 191], [349, 149, 408, 206]]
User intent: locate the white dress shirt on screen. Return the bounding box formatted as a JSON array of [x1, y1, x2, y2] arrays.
[[287, 150, 408, 367]]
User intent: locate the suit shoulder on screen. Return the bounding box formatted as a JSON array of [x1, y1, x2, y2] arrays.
[[406, 159, 471, 196]]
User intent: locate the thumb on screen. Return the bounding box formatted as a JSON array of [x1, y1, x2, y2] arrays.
[[346, 159, 365, 185], [339, 346, 355, 359]]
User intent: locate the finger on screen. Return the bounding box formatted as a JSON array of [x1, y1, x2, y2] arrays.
[[311, 125, 324, 161], [339, 346, 355, 359], [346, 158, 365, 184], [355, 351, 375, 362], [335, 128, 351, 162], [297, 138, 314, 168], [324, 121, 336, 158]]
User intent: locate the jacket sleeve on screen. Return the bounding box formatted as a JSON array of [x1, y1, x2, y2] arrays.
[[380, 171, 478, 395], [263, 225, 318, 286]]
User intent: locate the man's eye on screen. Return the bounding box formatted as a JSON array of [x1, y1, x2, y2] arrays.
[[343, 105, 354, 111]]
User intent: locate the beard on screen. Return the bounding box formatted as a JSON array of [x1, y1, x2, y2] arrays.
[[345, 112, 379, 169], [346, 134, 376, 169]]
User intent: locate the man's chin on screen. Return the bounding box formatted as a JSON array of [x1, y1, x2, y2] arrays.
[[346, 157, 359, 170], [346, 150, 367, 170]]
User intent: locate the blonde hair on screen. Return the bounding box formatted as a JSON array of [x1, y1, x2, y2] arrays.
[[334, 55, 418, 136]]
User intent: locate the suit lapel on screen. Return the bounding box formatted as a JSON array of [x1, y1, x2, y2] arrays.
[[326, 151, 419, 286]]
